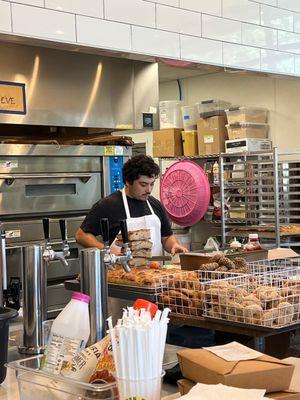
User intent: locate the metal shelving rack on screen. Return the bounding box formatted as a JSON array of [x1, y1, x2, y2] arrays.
[[220, 148, 300, 248]]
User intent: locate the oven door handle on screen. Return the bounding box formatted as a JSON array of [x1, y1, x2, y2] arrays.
[[1, 173, 93, 185]]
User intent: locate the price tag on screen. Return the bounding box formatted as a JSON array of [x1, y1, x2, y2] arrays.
[[5, 230, 21, 239]]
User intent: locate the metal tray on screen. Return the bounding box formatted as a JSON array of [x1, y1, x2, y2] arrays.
[[64, 280, 162, 302]]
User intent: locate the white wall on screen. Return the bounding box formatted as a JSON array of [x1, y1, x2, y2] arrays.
[[2, 1, 300, 77], [159, 71, 300, 153]]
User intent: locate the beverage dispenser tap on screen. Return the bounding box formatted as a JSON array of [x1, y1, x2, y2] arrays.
[[116, 219, 132, 273], [42, 218, 70, 267], [101, 218, 132, 272]]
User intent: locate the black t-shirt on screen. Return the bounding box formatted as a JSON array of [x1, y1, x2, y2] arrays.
[[80, 191, 173, 244]]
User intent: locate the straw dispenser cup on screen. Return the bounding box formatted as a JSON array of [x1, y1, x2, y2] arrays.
[[108, 307, 170, 400]]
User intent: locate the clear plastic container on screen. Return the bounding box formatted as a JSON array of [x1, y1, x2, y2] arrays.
[[117, 371, 165, 400], [226, 122, 268, 140], [7, 355, 117, 400], [41, 292, 90, 375], [197, 99, 231, 119], [244, 233, 262, 251], [226, 107, 268, 124], [159, 100, 184, 129], [181, 105, 198, 130]]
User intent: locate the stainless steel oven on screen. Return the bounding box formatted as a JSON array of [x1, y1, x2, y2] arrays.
[[0, 144, 131, 316]]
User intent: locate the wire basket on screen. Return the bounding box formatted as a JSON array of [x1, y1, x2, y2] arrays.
[[248, 257, 300, 277], [203, 271, 300, 329], [154, 270, 247, 317]]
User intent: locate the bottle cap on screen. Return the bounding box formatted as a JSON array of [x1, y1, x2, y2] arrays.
[[133, 299, 158, 319], [72, 292, 90, 304], [249, 233, 258, 239]]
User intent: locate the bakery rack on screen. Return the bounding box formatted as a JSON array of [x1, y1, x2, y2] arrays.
[[220, 148, 300, 249]]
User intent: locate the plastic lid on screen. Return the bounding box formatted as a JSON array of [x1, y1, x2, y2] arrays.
[[226, 123, 268, 128], [226, 106, 268, 112], [72, 292, 90, 304], [249, 233, 259, 239], [133, 299, 158, 319]]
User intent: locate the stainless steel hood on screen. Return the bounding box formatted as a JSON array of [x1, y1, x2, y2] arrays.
[[0, 42, 159, 129]]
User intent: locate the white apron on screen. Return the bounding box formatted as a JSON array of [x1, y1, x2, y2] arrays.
[[108, 188, 162, 321]]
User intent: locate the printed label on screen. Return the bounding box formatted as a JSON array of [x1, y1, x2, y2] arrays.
[[0, 160, 18, 168], [41, 333, 85, 375], [204, 135, 214, 144], [5, 230, 21, 239]]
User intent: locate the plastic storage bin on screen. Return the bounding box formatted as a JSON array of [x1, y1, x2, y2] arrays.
[[181, 131, 198, 156], [226, 122, 268, 140], [159, 100, 184, 129], [197, 99, 231, 118], [0, 307, 18, 384], [226, 107, 268, 124], [181, 105, 198, 131], [7, 355, 117, 400]]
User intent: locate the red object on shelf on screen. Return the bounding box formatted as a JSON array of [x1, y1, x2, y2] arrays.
[[160, 160, 211, 226], [133, 299, 158, 319]]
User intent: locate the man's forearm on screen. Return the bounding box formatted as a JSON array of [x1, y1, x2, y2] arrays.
[[75, 228, 104, 250]]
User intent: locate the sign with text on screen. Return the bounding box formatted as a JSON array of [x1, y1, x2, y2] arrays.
[[0, 81, 26, 115]]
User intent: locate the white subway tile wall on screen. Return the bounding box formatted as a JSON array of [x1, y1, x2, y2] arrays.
[[242, 23, 277, 49], [77, 16, 131, 51], [3, 0, 300, 76], [223, 0, 260, 24], [45, 0, 103, 18], [223, 42, 261, 69], [132, 26, 180, 58], [156, 4, 201, 36], [0, 1, 11, 32], [202, 14, 241, 43], [12, 3, 76, 42], [180, 35, 223, 64]]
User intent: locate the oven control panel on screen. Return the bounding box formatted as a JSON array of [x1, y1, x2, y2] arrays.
[[109, 156, 124, 193]]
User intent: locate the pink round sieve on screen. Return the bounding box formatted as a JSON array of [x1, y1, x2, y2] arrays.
[[160, 160, 210, 226]]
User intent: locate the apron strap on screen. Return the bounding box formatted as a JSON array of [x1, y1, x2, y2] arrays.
[[122, 188, 155, 217], [121, 189, 131, 219], [146, 200, 155, 215]]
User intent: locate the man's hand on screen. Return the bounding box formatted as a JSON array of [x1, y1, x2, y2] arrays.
[[170, 242, 189, 256]]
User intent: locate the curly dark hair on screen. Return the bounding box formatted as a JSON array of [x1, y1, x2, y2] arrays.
[[122, 154, 160, 184]]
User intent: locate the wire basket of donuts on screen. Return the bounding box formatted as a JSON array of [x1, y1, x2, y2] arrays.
[[203, 272, 300, 328], [154, 269, 247, 317]]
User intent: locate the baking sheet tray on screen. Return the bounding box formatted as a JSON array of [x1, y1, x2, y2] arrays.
[[64, 279, 163, 302]]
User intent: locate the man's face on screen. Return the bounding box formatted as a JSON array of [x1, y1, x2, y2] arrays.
[[126, 175, 156, 200]]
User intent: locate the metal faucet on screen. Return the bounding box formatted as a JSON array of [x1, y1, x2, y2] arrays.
[[80, 218, 132, 344], [42, 218, 70, 266], [19, 218, 70, 354], [102, 218, 132, 272]]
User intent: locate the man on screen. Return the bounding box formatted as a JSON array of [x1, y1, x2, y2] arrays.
[[76, 154, 188, 257]]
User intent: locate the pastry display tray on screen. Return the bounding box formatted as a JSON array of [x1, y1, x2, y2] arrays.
[[64, 279, 162, 302]]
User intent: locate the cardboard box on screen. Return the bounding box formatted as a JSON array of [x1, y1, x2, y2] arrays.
[[177, 379, 196, 395], [197, 116, 228, 155], [153, 128, 183, 157], [177, 348, 294, 393], [266, 391, 300, 400], [182, 130, 198, 156]]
